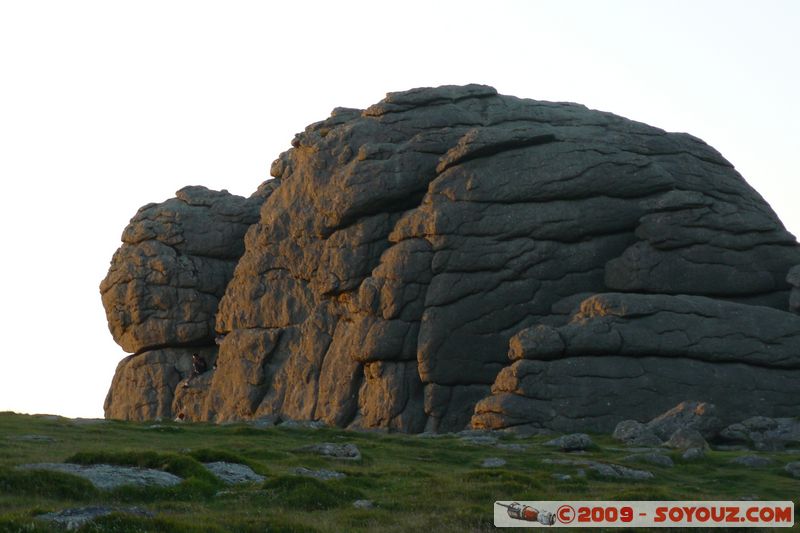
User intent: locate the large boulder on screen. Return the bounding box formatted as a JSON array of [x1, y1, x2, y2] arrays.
[[102, 85, 800, 432]]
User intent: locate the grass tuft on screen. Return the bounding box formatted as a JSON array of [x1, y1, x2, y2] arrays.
[[261, 475, 364, 510], [0, 467, 99, 500]]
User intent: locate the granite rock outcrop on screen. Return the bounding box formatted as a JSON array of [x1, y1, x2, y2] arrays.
[[102, 85, 800, 432]]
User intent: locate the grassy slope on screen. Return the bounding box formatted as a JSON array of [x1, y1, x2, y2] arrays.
[[0, 412, 798, 532]]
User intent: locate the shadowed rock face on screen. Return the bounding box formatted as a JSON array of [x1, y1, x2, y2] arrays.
[[102, 84, 800, 431]]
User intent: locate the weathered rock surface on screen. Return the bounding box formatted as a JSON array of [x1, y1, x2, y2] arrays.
[[104, 346, 218, 421], [481, 457, 507, 468], [664, 428, 709, 451], [102, 84, 800, 433], [17, 463, 182, 490], [784, 462, 800, 478], [473, 294, 800, 432], [102, 184, 278, 421], [719, 416, 800, 451], [682, 447, 706, 461], [297, 443, 362, 461], [646, 401, 722, 441], [292, 467, 345, 480], [728, 455, 774, 468], [612, 420, 663, 447], [203, 462, 264, 484], [543, 433, 594, 451], [542, 458, 653, 480]]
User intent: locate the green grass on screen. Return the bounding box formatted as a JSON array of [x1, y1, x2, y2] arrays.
[[0, 412, 797, 531]]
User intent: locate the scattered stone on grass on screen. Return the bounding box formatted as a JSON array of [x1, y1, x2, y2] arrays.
[[203, 462, 264, 484], [541, 458, 653, 479], [16, 463, 182, 490], [297, 443, 361, 460], [248, 415, 279, 428], [729, 455, 774, 468], [551, 473, 572, 481], [544, 433, 594, 451], [646, 401, 722, 441], [783, 462, 800, 478], [36, 506, 153, 530], [481, 457, 507, 468], [720, 417, 800, 451], [663, 428, 709, 450], [459, 435, 499, 446], [292, 467, 346, 480], [353, 500, 374, 509], [279, 420, 327, 430], [612, 420, 663, 447], [682, 447, 706, 460]]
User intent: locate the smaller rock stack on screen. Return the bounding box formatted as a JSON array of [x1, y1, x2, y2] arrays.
[[101, 183, 278, 420]]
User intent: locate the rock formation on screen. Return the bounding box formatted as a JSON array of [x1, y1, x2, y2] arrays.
[[102, 184, 278, 419], [101, 84, 800, 432]]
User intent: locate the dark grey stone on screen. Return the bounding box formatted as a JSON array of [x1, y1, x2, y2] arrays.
[[719, 416, 800, 451], [729, 455, 774, 468], [203, 462, 264, 484], [544, 433, 594, 451]]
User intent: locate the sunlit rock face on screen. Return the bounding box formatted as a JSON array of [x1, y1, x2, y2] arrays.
[[102, 85, 800, 431], [101, 183, 278, 420]]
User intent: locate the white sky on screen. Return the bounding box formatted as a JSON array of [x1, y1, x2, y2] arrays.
[[0, 1, 798, 418]]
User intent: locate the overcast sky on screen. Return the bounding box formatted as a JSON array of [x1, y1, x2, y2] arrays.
[[1, 1, 798, 418]]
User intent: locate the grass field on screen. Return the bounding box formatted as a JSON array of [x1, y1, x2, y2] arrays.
[[0, 412, 797, 532]]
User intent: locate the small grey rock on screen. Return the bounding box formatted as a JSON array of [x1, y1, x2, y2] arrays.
[[542, 457, 653, 480], [544, 433, 594, 451], [203, 462, 264, 484], [719, 417, 800, 451], [292, 467, 346, 480], [588, 462, 654, 480], [663, 428, 709, 451], [249, 415, 279, 429], [783, 462, 800, 478], [551, 473, 572, 481], [481, 457, 507, 468], [729, 455, 774, 468], [36, 506, 152, 530], [353, 499, 374, 509], [500, 425, 556, 438], [297, 443, 361, 461], [623, 453, 674, 468], [613, 420, 662, 446], [459, 435, 499, 446], [646, 401, 722, 440], [682, 447, 706, 460], [279, 420, 327, 430]]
